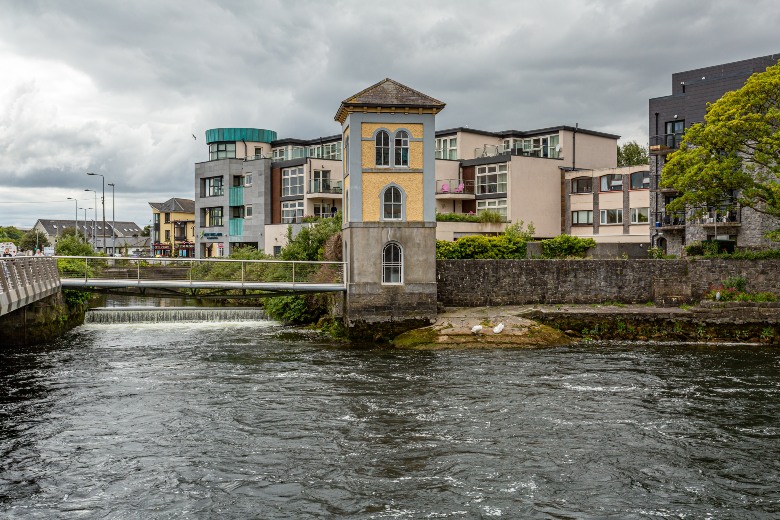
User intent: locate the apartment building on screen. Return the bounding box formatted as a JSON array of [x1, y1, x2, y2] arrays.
[[149, 198, 196, 257], [434, 126, 619, 239], [564, 166, 650, 244], [194, 117, 621, 256], [649, 53, 780, 255]]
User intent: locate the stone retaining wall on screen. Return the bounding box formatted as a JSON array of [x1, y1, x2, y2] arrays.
[[436, 259, 780, 307]]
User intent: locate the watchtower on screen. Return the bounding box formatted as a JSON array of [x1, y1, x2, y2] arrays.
[[334, 79, 445, 338]]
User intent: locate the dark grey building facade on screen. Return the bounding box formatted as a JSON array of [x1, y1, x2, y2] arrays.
[[649, 53, 780, 255]]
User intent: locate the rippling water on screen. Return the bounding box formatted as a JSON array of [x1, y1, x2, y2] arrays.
[[1, 321, 779, 518]]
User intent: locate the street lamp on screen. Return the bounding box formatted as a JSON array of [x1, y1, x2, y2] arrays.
[[80, 207, 92, 242], [84, 189, 97, 248], [86, 173, 106, 254], [66, 197, 78, 241], [107, 182, 115, 255]]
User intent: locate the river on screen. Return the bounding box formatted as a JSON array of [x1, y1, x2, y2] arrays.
[[1, 318, 779, 518]]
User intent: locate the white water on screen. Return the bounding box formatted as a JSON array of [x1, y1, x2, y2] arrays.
[[85, 306, 267, 324]]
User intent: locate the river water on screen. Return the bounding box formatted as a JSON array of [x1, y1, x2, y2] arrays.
[[2, 319, 779, 518]]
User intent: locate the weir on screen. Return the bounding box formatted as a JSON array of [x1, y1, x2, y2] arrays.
[[85, 306, 268, 324]]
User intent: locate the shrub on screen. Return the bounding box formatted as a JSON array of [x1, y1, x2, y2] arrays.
[[540, 234, 596, 259]]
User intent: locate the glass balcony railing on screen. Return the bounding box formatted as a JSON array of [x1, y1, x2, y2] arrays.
[[649, 133, 685, 153], [229, 218, 244, 236], [309, 180, 342, 194], [229, 186, 244, 206]]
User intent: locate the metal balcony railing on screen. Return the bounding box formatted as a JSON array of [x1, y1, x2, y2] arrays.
[[655, 211, 686, 228], [436, 179, 475, 195]]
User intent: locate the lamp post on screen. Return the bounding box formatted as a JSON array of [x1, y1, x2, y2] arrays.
[[80, 207, 92, 242], [84, 189, 97, 249], [107, 182, 115, 255], [86, 173, 106, 254], [67, 197, 78, 241]]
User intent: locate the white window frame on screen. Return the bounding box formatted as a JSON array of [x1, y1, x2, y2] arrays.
[[630, 207, 649, 224], [394, 130, 409, 167], [376, 130, 390, 166], [600, 208, 623, 225], [282, 201, 304, 224], [572, 210, 593, 225], [382, 185, 404, 221], [476, 198, 507, 218], [476, 164, 508, 194], [245, 205, 253, 218], [382, 242, 403, 285], [244, 174, 252, 186], [282, 166, 304, 197]]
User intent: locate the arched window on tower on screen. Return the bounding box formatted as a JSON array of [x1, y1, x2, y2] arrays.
[[382, 185, 403, 220], [394, 130, 409, 166], [375, 130, 390, 166], [382, 242, 403, 284]]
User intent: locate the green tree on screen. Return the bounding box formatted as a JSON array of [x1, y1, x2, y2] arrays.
[[617, 141, 649, 166], [141, 225, 151, 237], [0, 226, 24, 245], [19, 229, 50, 252], [661, 60, 780, 237]]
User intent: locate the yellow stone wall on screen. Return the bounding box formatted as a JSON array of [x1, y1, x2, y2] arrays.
[[361, 173, 424, 222], [360, 123, 424, 170]]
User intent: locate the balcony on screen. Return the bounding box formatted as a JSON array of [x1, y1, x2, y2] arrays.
[[229, 218, 244, 236], [229, 186, 244, 206], [649, 133, 684, 155], [696, 208, 741, 228], [436, 179, 475, 198], [308, 180, 342, 198], [655, 211, 686, 230]]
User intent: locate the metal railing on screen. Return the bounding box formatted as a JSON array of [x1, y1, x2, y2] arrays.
[[436, 179, 475, 195], [654, 211, 686, 228], [0, 257, 61, 316], [56, 256, 346, 292]]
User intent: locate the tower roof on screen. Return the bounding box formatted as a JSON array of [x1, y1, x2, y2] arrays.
[[335, 78, 445, 123]]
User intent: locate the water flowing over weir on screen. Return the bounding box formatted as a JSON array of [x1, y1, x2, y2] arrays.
[[85, 306, 267, 324]]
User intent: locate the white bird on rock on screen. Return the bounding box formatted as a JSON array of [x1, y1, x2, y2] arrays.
[[493, 322, 505, 334], [471, 325, 483, 334]]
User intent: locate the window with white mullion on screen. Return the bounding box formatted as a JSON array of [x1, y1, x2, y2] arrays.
[[282, 167, 304, 197], [476, 164, 508, 194]]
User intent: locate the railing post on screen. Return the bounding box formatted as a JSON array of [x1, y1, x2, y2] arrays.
[[292, 261, 295, 284], [241, 260, 245, 284], [137, 259, 141, 283], [189, 259, 193, 286], [84, 257, 88, 282]]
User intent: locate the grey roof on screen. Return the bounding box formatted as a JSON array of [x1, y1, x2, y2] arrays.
[[335, 78, 445, 122], [148, 197, 195, 214], [35, 219, 144, 237], [436, 125, 620, 140]]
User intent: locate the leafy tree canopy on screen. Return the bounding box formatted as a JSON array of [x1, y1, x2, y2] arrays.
[[661, 60, 780, 234], [0, 226, 24, 244], [19, 229, 50, 252], [141, 225, 151, 237], [617, 141, 649, 167], [55, 234, 94, 256], [281, 213, 342, 261]]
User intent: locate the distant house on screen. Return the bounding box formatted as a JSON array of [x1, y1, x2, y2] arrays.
[[148, 197, 195, 257], [31, 219, 147, 255]]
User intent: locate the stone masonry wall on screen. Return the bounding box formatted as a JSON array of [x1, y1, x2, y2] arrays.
[[436, 259, 780, 307]]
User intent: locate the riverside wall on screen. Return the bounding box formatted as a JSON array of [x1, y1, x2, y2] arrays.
[[436, 259, 780, 307]]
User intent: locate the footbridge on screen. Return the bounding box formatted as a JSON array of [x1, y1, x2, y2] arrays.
[[57, 256, 346, 295], [0, 257, 62, 316]]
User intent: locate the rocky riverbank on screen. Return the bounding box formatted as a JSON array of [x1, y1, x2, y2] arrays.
[[391, 302, 780, 349]]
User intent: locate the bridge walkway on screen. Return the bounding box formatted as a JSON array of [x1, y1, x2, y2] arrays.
[[0, 257, 61, 316]]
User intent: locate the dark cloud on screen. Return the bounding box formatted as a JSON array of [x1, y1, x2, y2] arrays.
[[1, 0, 778, 227]]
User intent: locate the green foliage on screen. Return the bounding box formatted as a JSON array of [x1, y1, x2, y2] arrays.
[[19, 229, 50, 252], [56, 235, 94, 256], [723, 276, 748, 292], [617, 141, 649, 167], [661, 61, 780, 237], [540, 234, 596, 259], [141, 225, 151, 237], [436, 221, 534, 260], [0, 226, 24, 244], [281, 212, 342, 261], [706, 276, 777, 302], [62, 289, 92, 307], [647, 247, 665, 259], [264, 214, 342, 325], [435, 210, 507, 223]]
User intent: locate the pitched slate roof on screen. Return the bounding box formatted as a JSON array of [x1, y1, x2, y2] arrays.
[[148, 197, 195, 214], [335, 78, 445, 122], [35, 219, 143, 238]]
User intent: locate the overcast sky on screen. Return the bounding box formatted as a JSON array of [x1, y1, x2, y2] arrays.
[[1, 0, 778, 229]]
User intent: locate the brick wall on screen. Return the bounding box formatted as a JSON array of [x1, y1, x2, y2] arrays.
[[436, 259, 780, 306]]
